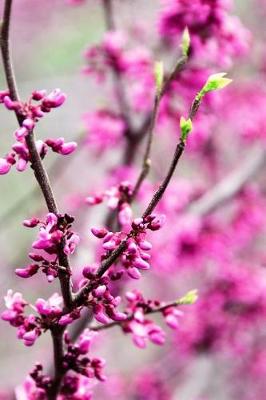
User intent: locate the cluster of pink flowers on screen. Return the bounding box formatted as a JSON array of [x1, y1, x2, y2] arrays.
[[17, 331, 103, 399], [86, 181, 133, 210], [83, 31, 154, 113], [122, 290, 183, 348], [158, 0, 251, 66], [62, 330, 106, 382], [84, 110, 126, 153], [15, 213, 79, 282], [91, 212, 165, 279], [0, 89, 76, 175], [1, 290, 63, 347]]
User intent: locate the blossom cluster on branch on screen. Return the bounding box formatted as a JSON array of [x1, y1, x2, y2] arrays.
[[1, 0, 266, 400]]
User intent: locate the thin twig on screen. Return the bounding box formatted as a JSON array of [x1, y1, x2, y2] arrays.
[[74, 128, 191, 305], [142, 140, 185, 218], [102, 0, 115, 30], [73, 77, 203, 307], [102, 0, 132, 137], [131, 54, 188, 200]]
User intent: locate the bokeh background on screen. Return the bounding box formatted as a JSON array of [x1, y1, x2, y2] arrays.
[[1, 1, 266, 399]]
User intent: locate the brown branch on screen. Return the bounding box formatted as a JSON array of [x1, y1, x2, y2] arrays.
[[47, 326, 65, 400], [102, 0, 133, 137], [0, 1, 73, 397], [73, 138, 186, 307], [102, 0, 115, 31], [131, 53, 188, 200], [0, 0, 73, 309], [73, 77, 202, 307], [142, 140, 185, 218]]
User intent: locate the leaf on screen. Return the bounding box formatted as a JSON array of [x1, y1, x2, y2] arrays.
[[154, 61, 164, 94], [200, 72, 232, 96], [181, 27, 190, 57], [180, 116, 193, 141], [178, 289, 198, 305]]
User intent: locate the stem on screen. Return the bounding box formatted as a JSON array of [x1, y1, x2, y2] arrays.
[[0, 0, 18, 102], [102, 0, 115, 30], [74, 77, 203, 307], [131, 95, 159, 200], [142, 140, 185, 218], [73, 138, 186, 307], [131, 53, 188, 201], [1, 0, 73, 309], [1, 1, 73, 396], [48, 326, 65, 400], [102, 0, 132, 136]]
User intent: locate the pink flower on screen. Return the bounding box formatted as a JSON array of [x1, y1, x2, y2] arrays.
[[84, 110, 126, 152], [41, 89, 66, 109], [45, 137, 77, 156], [0, 158, 12, 175], [2, 290, 27, 319], [126, 310, 166, 348], [35, 293, 63, 317], [15, 264, 39, 279], [158, 0, 251, 67], [64, 233, 80, 255]]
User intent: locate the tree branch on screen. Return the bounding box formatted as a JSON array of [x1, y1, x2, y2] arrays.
[[1, 1, 73, 396], [102, 0, 133, 137], [73, 139, 185, 305], [73, 75, 203, 307], [131, 54, 188, 200]]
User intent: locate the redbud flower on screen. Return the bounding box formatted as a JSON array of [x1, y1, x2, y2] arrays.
[[35, 293, 63, 317], [0, 89, 9, 102], [15, 264, 39, 279], [91, 227, 108, 238], [0, 158, 12, 175], [41, 89, 66, 109]]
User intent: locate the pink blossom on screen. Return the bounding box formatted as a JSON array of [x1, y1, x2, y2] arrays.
[[84, 110, 126, 152], [0, 158, 12, 175], [35, 293, 63, 317]]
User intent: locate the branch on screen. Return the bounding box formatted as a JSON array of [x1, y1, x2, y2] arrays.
[[131, 54, 188, 200], [0, 0, 73, 309], [1, 1, 73, 397], [102, 0, 115, 31], [48, 326, 65, 400], [102, 0, 133, 138], [73, 138, 184, 306], [73, 78, 203, 307]]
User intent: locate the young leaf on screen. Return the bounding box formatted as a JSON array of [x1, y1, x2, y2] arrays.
[[180, 116, 193, 141], [181, 27, 190, 57], [200, 72, 232, 96], [154, 61, 164, 95], [178, 289, 198, 305]]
